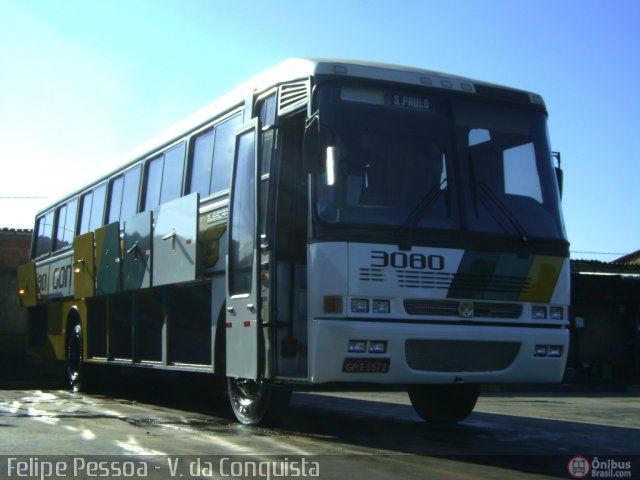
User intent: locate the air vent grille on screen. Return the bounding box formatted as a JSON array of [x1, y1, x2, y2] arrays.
[[278, 81, 310, 116]]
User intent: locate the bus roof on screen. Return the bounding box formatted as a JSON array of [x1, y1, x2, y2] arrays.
[[36, 58, 543, 216]]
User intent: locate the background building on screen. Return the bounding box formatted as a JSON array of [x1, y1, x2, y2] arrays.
[[569, 256, 640, 382], [0, 228, 32, 378]]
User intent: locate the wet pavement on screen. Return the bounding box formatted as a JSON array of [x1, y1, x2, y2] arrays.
[[0, 379, 638, 479]]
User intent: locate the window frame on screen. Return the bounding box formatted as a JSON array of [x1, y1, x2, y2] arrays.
[[142, 140, 186, 211], [186, 109, 243, 201], [53, 197, 79, 252]]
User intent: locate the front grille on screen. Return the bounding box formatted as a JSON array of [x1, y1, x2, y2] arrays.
[[405, 339, 521, 372], [449, 273, 531, 296], [397, 270, 452, 289], [359, 267, 386, 282], [404, 299, 522, 319]]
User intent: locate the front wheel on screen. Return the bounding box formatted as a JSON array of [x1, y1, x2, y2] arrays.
[[408, 384, 480, 425], [66, 323, 84, 392], [227, 378, 292, 425]]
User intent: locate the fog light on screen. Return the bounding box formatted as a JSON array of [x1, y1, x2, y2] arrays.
[[350, 298, 369, 313], [348, 340, 367, 353], [548, 345, 563, 358], [534, 345, 548, 357], [550, 307, 563, 320], [372, 299, 390, 314], [532, 306, 547, 320], [369, 341, 387, 354]]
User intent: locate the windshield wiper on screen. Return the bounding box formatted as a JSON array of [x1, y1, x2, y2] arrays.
[[395, 179, 446, 249], [467, 152, 529, 243], [475, 182, 529, 243]]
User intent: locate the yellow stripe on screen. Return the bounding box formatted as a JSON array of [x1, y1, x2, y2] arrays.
[[519, 255, 563, 303]]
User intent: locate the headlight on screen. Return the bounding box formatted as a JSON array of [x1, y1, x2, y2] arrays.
[[550, 307, 564, 320], [368, 341, 387, 354], [350, 298, 369, 313], [372, 299, 390, 314], [348, 340, 367, 353], [532, 306, 547, 320]]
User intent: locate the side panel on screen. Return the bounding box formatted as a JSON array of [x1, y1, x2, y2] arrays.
[[152, 192, 199, 286], [123, 210, 153, 290], [73, 232, 95, 299], [95, 222, 122, 295]]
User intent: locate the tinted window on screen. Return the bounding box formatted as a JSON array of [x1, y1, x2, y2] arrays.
[[108, 166, 142, 223], [90, 184, 106, 231], [55, 198, 78, 250], [190, 129, 214, 198], [79, 184, 106, 234], [229, 129, 256, 296], [79, 191, 93, 234], [34, 211, 54, 258], [121, 166, 141, 220], [145, 156, 163, 210], [144, 142, 185, 209], [108, 176, 124, 223], [161, 143, 185, 203], [211, 115, 242, 193]]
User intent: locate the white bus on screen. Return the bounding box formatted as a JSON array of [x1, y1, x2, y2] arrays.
[[18, 59, 570, 425]]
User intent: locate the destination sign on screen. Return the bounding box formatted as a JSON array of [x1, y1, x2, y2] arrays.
[[390, 94, 431, 111]]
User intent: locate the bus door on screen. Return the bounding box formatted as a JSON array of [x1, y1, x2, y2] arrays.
[[226, 119, 261, 380]]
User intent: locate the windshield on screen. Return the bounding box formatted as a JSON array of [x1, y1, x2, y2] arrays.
[[454, 99, 565, 239], [315, 85, 458, 231], [313, 84, 566, 242]]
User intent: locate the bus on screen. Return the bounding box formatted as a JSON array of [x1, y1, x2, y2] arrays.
[[17, 59, 570, 425]]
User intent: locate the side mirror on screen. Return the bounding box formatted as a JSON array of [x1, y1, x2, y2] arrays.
[[552, 152, 563, 198]]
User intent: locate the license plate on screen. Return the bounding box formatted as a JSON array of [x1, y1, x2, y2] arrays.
[[343, 357, 390, 373]]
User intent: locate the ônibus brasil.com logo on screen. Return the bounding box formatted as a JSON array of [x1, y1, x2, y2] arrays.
[[568, 456, 591, 478], [567, 456, 632, 479]]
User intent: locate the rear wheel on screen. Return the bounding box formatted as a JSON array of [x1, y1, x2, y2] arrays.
[[66, 323, 84, 392], [227, 378, 292, 425], [408, 384, 480, 425]]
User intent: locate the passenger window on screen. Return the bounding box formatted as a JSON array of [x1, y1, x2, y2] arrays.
[[79, 184, 106, 234], [144, 156, 163, 210], [108, 166, 142, 223], [108, 176, 124, 223], [34, 211, 54, 258], [120, 166, 141, 220], [188, 114, 242, 198], [90, 184, 106, 231], [161, 143, 185, 203], [79, 191, 93, 234], [190, 129, 214, 198], [55, 198, 78, 250], [210, 115, 242, 193], [144, 142, 185, 209]]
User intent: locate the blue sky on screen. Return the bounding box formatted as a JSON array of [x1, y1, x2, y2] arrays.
[[1, 0, 638, 261]]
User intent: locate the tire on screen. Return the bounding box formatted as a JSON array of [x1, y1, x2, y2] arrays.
[[66, 323, 84, 392], [227, 377, 292, 425], [408, 384, 480, 425]]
